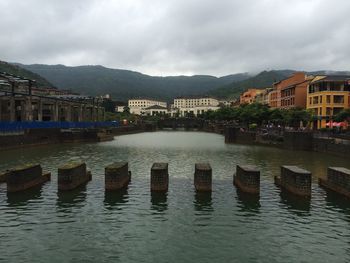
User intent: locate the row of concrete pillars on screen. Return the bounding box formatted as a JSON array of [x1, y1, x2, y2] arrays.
[[1, 163, 350, 199], [0, 97, 105, 122]]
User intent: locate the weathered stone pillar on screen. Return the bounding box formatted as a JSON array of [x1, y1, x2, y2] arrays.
[[234, 165, 260, 194], [319, 167, 350, 198], [6, 164, 51, 193], [9, 97, 15, 122], [25, 97, 33, 121], [66, 105, 72, 122], [274, 165, 311, 196], [78, 105, 83, 122], [38, 99, 43, 121], [0, 99, 2, 121], [58, 162, 92, 191], [53, 101, 59, 121], [194, 163, 212, 192], [105, 162, 131, 191], [151, 163, 169, 192]]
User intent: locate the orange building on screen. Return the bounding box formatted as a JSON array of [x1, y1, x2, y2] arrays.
[[269, 72, 310, 109], [240, 89, 263, 104]]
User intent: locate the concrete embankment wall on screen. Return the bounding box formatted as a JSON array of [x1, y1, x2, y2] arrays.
[[0, 125, 146, 151], [224, 126, 350, 157]]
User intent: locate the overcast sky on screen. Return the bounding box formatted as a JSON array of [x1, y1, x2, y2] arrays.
[[0, 0, 349, 76]]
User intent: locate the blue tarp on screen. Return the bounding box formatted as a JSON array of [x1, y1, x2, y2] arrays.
[[0, 121, 119, 132]]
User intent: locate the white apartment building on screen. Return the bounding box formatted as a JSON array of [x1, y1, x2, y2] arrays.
[[173, 97, 220, 117], [128, 99, 167, 115]]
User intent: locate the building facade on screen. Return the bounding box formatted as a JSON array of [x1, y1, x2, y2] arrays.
[[268, 72, 310, 109], [307, 75, 350, 129], [128, 99, 167, 115], [240, 89, 263, 105], [173, 96, 220, 117], [0, 72, 105, 122]]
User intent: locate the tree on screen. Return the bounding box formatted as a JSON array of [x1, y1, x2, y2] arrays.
[[334, 108, 350, 122], [285, 107, 312, 127], [123, 106, 130, 114]]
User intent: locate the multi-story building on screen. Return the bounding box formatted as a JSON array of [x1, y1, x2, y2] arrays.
[[307, 75, 350, 129], [173, 96, 220, 117], [269, 72, 310, 109], [240, 89, 263, 104], [254, 88, 273, 105], [128, 98, 167, 115]]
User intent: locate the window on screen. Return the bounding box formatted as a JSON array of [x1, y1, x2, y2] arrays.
[[326, 95, 331, 104], [334, 95, 344, 104]]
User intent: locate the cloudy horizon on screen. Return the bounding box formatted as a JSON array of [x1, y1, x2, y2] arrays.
[[0, 0, 349, 76]]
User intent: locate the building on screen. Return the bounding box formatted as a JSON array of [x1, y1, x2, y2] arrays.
[[269, 72, 310, 109], [143, 105, 168, 116], [173, 96, 220, 117], [240, 89, 263, 104], [128, 99, 167, 115], [307, 75, 350, 129], [254, 88, 273, 105], [0, 72, 105, 122]]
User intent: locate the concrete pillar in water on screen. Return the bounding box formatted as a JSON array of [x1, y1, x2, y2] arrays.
[[151, 163, 169, 192], [58, 162, 92, 191], [234, 165, 260, 194], [194, 163, 212, 192], [105, 162, 131, 191], [6, 164, 51, 193], [274, 166, 311, 196], [319, 167, 350, 198]]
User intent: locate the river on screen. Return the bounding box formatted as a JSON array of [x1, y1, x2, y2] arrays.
[[0, 131, 349, 262]]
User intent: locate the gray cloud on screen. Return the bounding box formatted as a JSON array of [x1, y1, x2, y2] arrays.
[[0, 0, 349, 76]]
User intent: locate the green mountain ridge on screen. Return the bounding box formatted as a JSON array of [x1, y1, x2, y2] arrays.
[[0, 61, 54, 88], [17, 63, 250, 101]]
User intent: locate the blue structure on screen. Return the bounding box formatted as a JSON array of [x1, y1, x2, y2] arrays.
[[0, 121, 119, 133]]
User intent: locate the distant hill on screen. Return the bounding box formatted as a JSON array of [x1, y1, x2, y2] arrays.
[[0, 61, 54, 88], [209, 69, 350, 99], [17, 63, 250, 101], [209, 70, 296, 99]]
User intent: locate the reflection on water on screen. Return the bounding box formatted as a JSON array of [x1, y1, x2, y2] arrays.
[[324, 188, 350, 213], [6, 184, 43, 207], [279, 190, 311, 215], [235, 188, 261, 212], [151, 191, 168, 212], [194, 192, 213, 212], [0, 131, 350, 263], [104, 187, 129, 209], [56, 185, 87, 209]]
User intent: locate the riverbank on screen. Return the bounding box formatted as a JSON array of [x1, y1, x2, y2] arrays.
[[0, 125, 147, 151]]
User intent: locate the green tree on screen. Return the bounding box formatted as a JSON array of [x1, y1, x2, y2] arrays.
[[334, 108, 350, 122]]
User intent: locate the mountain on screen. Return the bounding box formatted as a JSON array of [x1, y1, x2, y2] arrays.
[[17, 63, 250, 101], [209, 70, 295, 99], [0, 61, 54, 88]]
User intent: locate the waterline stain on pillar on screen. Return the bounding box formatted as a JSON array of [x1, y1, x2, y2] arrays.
[[319, 167, 350, 198], [151, 163, 169, 192], [105, 162, 131, 191], [194, 163, 212, 192], [274, 165, 311, 197], [234, 165, 260, 194], [6, 164, 51, 193], [58, 162, 91, 191]]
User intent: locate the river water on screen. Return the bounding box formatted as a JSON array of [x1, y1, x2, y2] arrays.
[[0, 131, 349, 263]]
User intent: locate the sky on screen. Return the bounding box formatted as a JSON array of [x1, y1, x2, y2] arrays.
[[0, 0, 349, 76]]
